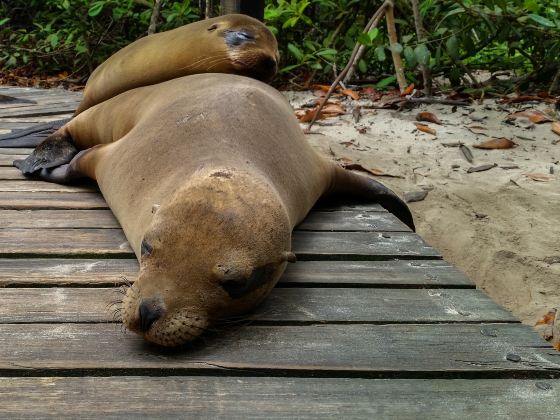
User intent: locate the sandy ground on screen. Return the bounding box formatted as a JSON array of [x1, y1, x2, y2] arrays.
[[284, 90, 560, 339]]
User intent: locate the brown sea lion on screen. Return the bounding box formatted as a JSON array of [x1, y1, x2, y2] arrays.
[[15, 74, 414, 347], [0, 14, 278, 147]]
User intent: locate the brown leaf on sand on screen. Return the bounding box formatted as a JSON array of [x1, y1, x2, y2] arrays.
[[510, 110, 551, 124], [337, 159, 403, 178], [552, 122, 560, 136], [473, 138, 517, 150], [415, 123, 437, 135], [536, 309, 557, 326], [322, 102, 346, 116], [295, 109, 323, 123], [401, 83, 415, 96], [313, 89, 327, 97], [416, 112, 443, 125], [554, 341, 560, 351], [524, 173, 551, 182], [341, 89, 360, 100], [312, 84, 334, 93]]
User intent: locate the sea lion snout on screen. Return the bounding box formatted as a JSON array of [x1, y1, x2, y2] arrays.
[[138, 297, 165, 332]]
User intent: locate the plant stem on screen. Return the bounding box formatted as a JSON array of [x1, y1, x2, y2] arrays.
[[385, 4, 407, 92], [410, 0, 432, 96], [148, 0, 163, 35]]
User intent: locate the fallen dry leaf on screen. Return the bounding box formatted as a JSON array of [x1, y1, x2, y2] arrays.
[[460, 144, 474, 163], [510, 110, 551, 124], [524, 173, 551, 182], [322, 102, 346, 116], [341, 89, 360, 100], [295, 109, 322, 123], [337, 160, 402, 178], [536, 309, 557, 326], [554, 341, 560, 351], [313, 89, 327, 97], [356, 126, 367, 134], [467, 163, 497, 173], [339, 141, 354, 147], [552, 122, 560, 136], [415, 123, 437, 136], [401, 83, 415, 96], [416, 112, 443, 125], [312, 84, 333, 93], [473, 138, 517, 150]]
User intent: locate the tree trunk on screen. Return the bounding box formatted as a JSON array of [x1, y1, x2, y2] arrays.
[[220, 0, 265, 20]]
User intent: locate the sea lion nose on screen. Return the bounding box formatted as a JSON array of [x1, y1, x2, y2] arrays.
[[263, 56, 277, 70], [138, 300, 162, 332]]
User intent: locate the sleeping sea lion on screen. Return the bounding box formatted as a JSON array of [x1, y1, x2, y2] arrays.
[[0, 14, 278, 147], [15, 74, 414, 347]]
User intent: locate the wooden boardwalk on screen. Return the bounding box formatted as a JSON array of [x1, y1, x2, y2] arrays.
[[0, 86, 559, 418]]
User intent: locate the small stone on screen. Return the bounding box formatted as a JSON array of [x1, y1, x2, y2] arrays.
[[480, 328, 497, 337], [451, 164, 460, 169], [535, 382, 553, 391], [506, 353, 521, 362], [404, 190, 429, 203]]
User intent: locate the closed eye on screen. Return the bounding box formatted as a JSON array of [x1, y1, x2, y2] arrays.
[[223, 30, 256, 47]]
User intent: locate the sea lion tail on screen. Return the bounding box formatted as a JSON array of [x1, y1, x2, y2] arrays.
[[0, 117, 72, 147], [328, 165, 415, 232]]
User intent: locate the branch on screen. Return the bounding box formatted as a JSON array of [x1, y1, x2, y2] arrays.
[[309, 0, 392, 131], [385, 4, 407, 92], [410, 0, 432, 96], [342, 0, 391, 85], [148, 0, 163, 35]]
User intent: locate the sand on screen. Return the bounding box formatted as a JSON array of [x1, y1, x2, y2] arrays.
[[284, 90, 560, 338]]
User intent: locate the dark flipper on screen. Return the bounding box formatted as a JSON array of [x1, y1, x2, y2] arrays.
[[17, 149, 89, 185], [13, 134, 78, 175], [329, 166, 416, 232], [0, 117, 72, 147]]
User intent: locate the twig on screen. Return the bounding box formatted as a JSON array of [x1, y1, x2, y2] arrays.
[[308, 0, 392, 131], [385, 4, 407, 92], [410, 0, 432, 96], [549, 67, 560, 95], [403, 97, 471, 106], [342, 0, 391, 85], [148, 0, 164, 35]]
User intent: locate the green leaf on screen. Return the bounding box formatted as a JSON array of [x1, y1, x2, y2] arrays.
[[523, 0, 539, 12], [389, 43, 403, 54], [445, 35, 459, 59], [0, 17, 10, 26], [404, 46, 417, 67], [279, 64, 300, 73], [375, 45, 386, 61], [47, 33, 59, 48], [358, 59, 367, 73], [528, 14, 556, 28], [357, 33, 371, 46], [414, 44, 430, 66], [287, 42, 304, 61], [316, 48, 337, 57], [376, 75, 396, 89], [88, 1, 105, 17], [368, 28, 379, 42]]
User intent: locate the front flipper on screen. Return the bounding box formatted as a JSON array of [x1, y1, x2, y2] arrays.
[[328, 166, 415, 231], [0, 118, 71, 147], [14, 132, 78, 175], [23, 149, 90, 185]]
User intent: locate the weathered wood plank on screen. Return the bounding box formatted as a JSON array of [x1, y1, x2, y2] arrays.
[[0, 323, 556, 374], [0, 154, 21, 166], [0, 98, 80, 111], [293, 231, 440, 259], [0, 210, 119, 228], [297, 210, 410, 231], [0, 148, 34, 155], [0, 192, 108, 209], [0, 181, 98, 193], [0, 259, 471, 287], [0, 377, 558, 419], [0, 287, 515, 324], [0, 229, 439, 259], [0, 167, 26, 180], [0, 104, 78, 118], [283, 260, 472, 287], [0, 209, 402, 231]]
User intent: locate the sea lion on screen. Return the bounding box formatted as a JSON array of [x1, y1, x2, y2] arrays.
[[0, 14, 278, 147], [16, 74, 414, 347]]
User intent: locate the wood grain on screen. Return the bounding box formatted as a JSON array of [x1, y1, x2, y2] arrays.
[[0, 287, 515, 324], [0, 181, 98, 193], [0, 323, 555, 374], [0, 259, 472, 287], [0, 229, 439, 259], [297, 210, 410, 231], [0, 192, 108, 209], [0, 377, 557, 419]]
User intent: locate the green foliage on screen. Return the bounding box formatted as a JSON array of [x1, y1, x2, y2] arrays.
[[1, 0, 559, 89]]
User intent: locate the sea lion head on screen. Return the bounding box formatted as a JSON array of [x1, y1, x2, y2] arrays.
[[121, 169, 293, 346], [206, 14, 279, 81]]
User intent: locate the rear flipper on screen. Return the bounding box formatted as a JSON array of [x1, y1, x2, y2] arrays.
[[13, 130, 78, 175], [328, 166, 415, 232], [0, 117, 71, 147], [30, 149, 89, 184]]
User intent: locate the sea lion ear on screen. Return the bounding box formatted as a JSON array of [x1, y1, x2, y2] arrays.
[[281, 251, 296, 263]]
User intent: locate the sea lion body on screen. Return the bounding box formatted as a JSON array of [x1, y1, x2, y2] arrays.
[[0, 15, 278, 148], [75, 14, 279, 114], [18, 74, 414, 346]]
